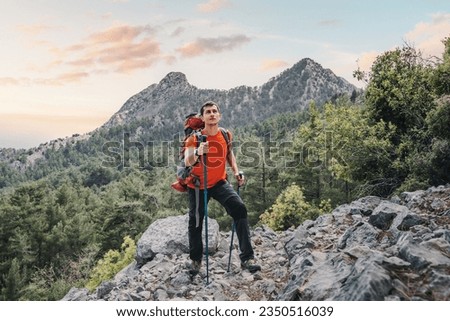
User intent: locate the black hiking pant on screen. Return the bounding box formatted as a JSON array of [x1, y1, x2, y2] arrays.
[[188, 180, 255, 263]]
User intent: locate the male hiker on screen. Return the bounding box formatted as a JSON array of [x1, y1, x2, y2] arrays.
[[184, 101, 261, 274]]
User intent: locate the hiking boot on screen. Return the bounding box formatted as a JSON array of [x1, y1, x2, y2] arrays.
[[189, 260, 201, 275], [241, 258, 261, 273]]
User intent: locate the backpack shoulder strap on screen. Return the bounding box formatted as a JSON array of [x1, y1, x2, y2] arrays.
[[193, 130, 202, 146], [185, 130, 202, 146], [219, 127, 232, 155]]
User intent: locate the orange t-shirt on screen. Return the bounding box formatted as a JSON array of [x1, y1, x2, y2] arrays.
[[185, 129, 231, 189]]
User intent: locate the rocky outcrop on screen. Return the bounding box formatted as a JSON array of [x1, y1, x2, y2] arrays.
[[63, 185, 449, 301], [280, 185, 450, 301], [63, 218, 290, 301]]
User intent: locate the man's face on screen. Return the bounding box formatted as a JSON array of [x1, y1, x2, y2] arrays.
[[202, 105, 221, 125]]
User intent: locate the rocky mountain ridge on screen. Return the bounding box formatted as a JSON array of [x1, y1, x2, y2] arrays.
[[64, 185, 450, 301], [102, 58, 357, 136]]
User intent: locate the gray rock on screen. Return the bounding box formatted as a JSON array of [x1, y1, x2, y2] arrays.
[[398, 234, 450, 270], [400, 190, 426, 206], [397, 214, 426, 231], [114, 261, 138, 283], [382, 256, 411, 268], [434, 229, 450, 242], [427, 269, 450, 300], [130, 292, 145, 301], [136, 214, 220, 267], [139, 291, 152, 300], [333, 255, 392, 300], [369, 211, 397, 230], [170, 272, 192, 287], [369, 201, 410, 230], [61, 287, 90, 301], [96, 281, 116, 299], [154, 289, 169, 301], [238, 293, 251, 301], [349, 196, 383, 216], [337, 222, 379, 250]]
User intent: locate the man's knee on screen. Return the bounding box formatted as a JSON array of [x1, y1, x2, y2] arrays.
[[226, 197, 247, 219]]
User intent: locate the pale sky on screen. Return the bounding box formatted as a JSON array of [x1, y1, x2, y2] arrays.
[[0, 0, 449, 148]]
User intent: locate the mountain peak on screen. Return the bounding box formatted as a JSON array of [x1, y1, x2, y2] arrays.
[[287, 57, 322, 75], [158, 72, 189, 87]]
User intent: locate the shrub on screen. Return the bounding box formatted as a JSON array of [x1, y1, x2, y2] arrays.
[[260, 184, 312, 231], [85, 236, 136, 291]]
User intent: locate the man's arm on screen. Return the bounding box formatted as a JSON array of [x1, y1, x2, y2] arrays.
[[227, 150, 245, 186], [184, 146, 198, 167], [227, 149, 239, 175]]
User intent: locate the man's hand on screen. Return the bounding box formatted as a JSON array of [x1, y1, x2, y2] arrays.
[[235, 171, 245, 187], [197, 142, 209, 155]]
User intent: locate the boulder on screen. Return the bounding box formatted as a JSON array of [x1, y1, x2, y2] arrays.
[[135, 214, 220, 267]]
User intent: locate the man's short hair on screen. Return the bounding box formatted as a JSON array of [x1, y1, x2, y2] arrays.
[[200, 101, 220, 116]]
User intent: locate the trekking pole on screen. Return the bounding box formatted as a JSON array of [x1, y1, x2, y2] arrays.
[[201, 135, 209, 284], [227, 171, 243, 272]]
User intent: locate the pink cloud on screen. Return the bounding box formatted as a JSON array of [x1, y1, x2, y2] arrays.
[[3, 23, 173, 86], [357, 51, 379, 72], [86, 24, 155, 44], [260, 59, 290, 71], [177, 42, 204, 57], [62, 24, 163, 73], [197, 0, 231, 13], [355, 13, 450, 75], [405, 13, 450, 59], [177, 34, 251, 57], [0, 72, 89, 87], [53, 72, 90, 84], [16, 23, 59, 36], [31, 72, 89, 86], [0, 77, 21, 86]]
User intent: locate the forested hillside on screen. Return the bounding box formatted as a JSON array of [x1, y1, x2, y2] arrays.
[[1, 39, 449, 300]]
